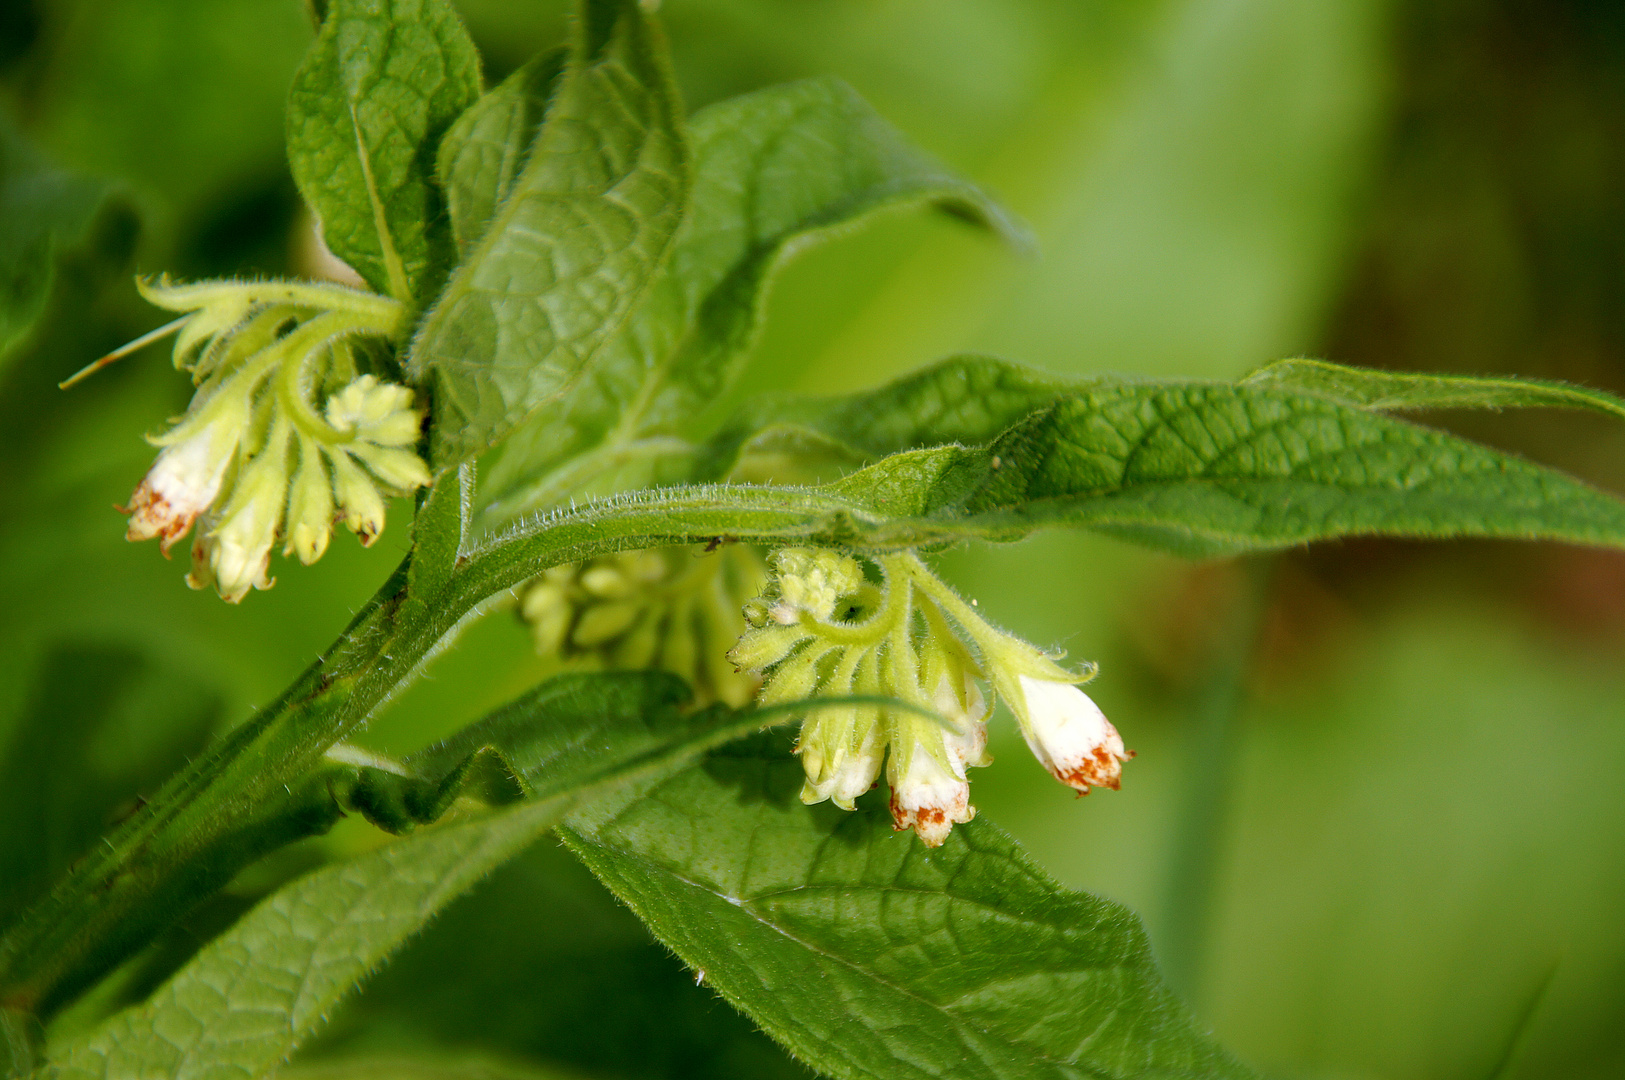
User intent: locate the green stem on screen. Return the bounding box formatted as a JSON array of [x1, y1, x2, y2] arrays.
[[0, 484, 861, 1015]]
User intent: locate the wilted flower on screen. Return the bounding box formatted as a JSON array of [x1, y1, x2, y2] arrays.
[[122, 389, 250, 553]]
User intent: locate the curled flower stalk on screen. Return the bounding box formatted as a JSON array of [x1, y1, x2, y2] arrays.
[[112, 277, 428, 602], [729, 548, 1132, 846], [519, 544, 768, 708]]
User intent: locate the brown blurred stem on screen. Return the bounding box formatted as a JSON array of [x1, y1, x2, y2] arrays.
[[1158, 554, 1277, 1007]]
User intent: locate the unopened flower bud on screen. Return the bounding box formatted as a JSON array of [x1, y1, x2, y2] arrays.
[[283, 439, 334, 566], [194, 426, 291, 603], [770, 548, 865, 622], [726, 624, 809, 672], [324, 374, 421, 444], [517, 545, 768, 707], [329, 451, 388, 546]]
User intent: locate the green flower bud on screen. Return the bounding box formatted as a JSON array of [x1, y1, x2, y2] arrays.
[[516, 544, 768, 708]]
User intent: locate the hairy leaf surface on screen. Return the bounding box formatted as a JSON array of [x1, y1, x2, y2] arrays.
[[478, 77, 1025, 520], [562, 736, 1253, 1080], [695, 355, 1077, 481], [39, 673, 766, 1080], [436, 49, 568, 259], [408, 0, 688, 470], [286, 0, 481, 304], [457, 385, 1625, 586]]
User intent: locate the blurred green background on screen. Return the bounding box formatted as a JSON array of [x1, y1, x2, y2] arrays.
[[3, 0, 1625, 1077]]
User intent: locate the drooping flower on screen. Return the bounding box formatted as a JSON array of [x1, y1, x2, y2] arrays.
[[729, 547, 1132, 846], [121, 389, 250, 553], [1010, 675, 1130, 794], [100, 276, 429, 601]]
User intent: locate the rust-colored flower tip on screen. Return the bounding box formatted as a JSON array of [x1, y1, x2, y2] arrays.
[[1012, 676, 1132, 795]]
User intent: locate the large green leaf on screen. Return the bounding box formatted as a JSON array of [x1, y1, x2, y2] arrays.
[[454, 363, 1625, 571], [435, 49, 568, 260], [38, 672, 770, 1080], [286, 0, 482, 304], [478, 76, 1027, 521], [299, 840, 808, 1078], [408, 0, 689, 470], [562, 734, 1253, 1080]]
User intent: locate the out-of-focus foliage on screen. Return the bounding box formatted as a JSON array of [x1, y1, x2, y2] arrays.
[[3, 1, 1624, 1079]]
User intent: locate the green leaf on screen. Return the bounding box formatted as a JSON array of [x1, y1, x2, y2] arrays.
[[442, 365, 1625, 589], [408, 0, 689, 471], [38, 672, 770, 1080], [693, 354, 1072, 482], [435, 48, 569, 259], [561, 734, 1253, 1080], [478, 77, 1028, 521], [286, 0, 482, 305], [1242, 357, 1625, 422], [0, 121, 115, 368], [404, 462, 473, 610], [302, 840, 808, 1078]]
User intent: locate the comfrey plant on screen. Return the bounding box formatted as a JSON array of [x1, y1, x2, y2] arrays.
[[9, 1, 1625, 1077]]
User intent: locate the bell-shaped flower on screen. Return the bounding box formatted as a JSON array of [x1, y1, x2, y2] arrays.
[[886, 730, 974, 847], [188, 422, 292, 603], [122, 389, 249, 553], [1008, 676, 1130, 794]]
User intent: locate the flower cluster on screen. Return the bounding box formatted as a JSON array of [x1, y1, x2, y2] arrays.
[[117, 277, 429, 602], [729, 548, 1131, 846], [519, 543, 768, 708]]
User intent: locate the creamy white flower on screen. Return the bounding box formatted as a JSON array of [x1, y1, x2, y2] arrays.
[[933, 671, 991, 770], [1012, 675, 1130, 794], [122, 396, 247, 553], [799, 713, 884, 811], [887, 738, 973, 847], [191, 430, 290, 603]]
